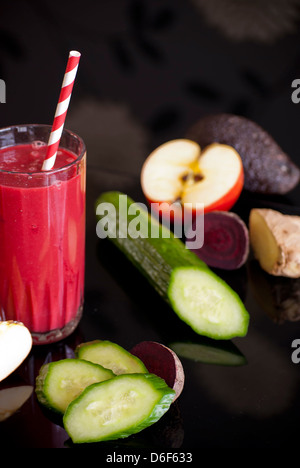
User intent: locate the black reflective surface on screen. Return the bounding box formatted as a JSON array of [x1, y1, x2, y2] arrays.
[[1, 166, 300, 451], [1, 0, 300, 454]]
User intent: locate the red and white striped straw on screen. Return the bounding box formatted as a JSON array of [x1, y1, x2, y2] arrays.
[[42, 50, 81, 171]]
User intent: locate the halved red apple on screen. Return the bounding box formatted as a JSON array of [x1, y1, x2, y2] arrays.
[[0, 321, 32, 382], [141, 139, 244, 221]]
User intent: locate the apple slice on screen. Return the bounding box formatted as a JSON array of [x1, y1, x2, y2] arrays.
[[0, 385, 33, 421], [141, 139, 244, 220], [0, 321, 32, 382]]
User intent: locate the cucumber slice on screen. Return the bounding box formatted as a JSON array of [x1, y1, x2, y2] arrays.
[[170, 341, 247, 366], [75, 340, 148, 375], [63, 373, 175, 444], [168, 267, 248, 340], [35, 359, 115, 414], [96, 191, 249, 340]]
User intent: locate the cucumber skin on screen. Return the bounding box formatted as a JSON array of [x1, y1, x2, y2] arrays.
[[35, 359, 115, 414], [96, 191, 207, 300], [63, 373, 175, 444], [96, 191, 249, 339], [75, 340, 148, 374]]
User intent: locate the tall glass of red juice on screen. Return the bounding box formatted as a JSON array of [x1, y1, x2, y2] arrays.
[[0, 124, 86, 345]]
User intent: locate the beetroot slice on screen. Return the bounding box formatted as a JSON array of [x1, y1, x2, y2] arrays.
[[130, 341, 184, 401], [186, 211, 249, 270]]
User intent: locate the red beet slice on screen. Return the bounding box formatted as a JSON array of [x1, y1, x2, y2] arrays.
[[186, 211, 249, 270], [130, 341, 184, 401]]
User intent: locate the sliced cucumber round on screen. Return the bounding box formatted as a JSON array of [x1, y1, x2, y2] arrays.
[[63, 373, 175, 444], [35, 358, 115, 414], [75, 340, 148, 375]]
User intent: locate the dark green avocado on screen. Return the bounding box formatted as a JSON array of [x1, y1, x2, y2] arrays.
[[186, 113, 300, 195]]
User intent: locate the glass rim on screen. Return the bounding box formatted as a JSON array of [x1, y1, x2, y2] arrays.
[[0, 123, 86, 176]]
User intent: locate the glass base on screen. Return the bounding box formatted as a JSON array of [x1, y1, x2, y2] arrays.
[[31, 305, 83, 345]]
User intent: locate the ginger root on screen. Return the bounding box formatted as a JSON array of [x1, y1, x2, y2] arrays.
[[249, 208, 300, 278]]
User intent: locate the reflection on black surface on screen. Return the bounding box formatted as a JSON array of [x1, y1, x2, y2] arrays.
[[96, 237, 191, 342], [0, 361, 69, 448], [197, 327, 299, 419], [169, 337, 247, 367], [0, 384, 33, 422], [191, 0, 300, 44], [248, 259, 300, 324], [0, 333, 87, 448]]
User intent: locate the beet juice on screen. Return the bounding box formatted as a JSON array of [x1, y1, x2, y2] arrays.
[[0, 125, 86, 344]]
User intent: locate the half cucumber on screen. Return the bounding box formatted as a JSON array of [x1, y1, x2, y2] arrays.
[[96, 191, 249, 340], [75, 340, 148, 375], [35, 358, 115, 414], [63, 373, 175, 444]]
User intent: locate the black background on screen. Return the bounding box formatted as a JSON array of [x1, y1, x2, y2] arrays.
[[1, 0, 300, 180], [1, 0, 300, 451]]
